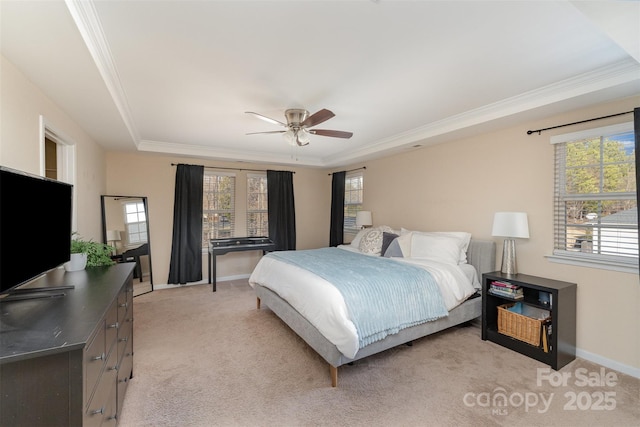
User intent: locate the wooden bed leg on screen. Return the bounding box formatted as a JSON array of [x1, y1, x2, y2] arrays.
[[256, 297, 261, 310], [329, 365, 338, 387]]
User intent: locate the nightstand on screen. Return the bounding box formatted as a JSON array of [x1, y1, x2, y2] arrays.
[[482, 271, 577, 370]]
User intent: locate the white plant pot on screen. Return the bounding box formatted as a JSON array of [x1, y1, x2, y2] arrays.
[[65, 253, 87, 272]]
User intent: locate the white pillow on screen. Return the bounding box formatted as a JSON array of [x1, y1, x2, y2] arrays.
[[413, 231, 471, 264], [395, 232, 413, 257], [409, 233, 462, 265]]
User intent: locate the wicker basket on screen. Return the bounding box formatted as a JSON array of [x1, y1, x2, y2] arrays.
[[497, 303, 550, 346]]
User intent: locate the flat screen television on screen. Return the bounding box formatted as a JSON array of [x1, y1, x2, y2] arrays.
[[0, 166, 73, 296]]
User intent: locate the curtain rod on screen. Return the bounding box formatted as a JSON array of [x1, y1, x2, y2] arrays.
[[327, 166, 366, 176], [170, 163, 295, 173], [526, 110, 633, 135]]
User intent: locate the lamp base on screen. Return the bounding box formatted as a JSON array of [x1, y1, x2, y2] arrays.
[[500, 239, 517, 275]]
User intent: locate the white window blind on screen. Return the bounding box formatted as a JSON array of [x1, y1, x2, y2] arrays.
[[344, 172, 363, 233], [203, 171, 235, 246], [247, 173, 268, 237], [124, 201, 147, 245], [552, 122, 637, 270]]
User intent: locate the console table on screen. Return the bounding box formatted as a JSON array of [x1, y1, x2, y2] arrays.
[[0, 263, 135, 426], [208, 236, 274, 291]]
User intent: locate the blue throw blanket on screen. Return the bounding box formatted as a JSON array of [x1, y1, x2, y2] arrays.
[[267, 248, 448, 349]]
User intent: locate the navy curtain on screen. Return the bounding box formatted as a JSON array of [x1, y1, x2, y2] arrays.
[[168, 164, 204, 284], [329, 171, 346, 246], [267, 170, 296, 251], [634, 107, 639, 274]]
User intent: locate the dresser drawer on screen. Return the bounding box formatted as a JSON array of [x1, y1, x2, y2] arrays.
[[117, 338, 134, 416], [85, 319, 107, 401], [84, 345, 118, 427], [117, 285, 132, 321], [105, 301, 119, 353], [118, 313, 133, 358]]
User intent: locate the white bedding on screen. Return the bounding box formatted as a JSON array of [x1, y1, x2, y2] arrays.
[[249, 246, 479, 359]]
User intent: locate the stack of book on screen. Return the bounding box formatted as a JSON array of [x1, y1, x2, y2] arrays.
[[489, 280, 523, 300]]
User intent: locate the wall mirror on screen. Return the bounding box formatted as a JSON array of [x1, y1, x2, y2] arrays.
[[101, 195, 153, 296]]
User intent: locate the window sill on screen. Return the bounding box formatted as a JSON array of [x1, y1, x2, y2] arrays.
[[546, 254, 638, 275]]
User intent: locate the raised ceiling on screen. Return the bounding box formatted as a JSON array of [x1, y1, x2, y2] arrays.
[[1, 1, 639, 168]]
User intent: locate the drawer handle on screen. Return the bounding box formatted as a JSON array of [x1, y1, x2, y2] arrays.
[[109, 364, 119, 371], [90, 407, 104, 415], [119, 377, 129, 384], [92, 353, 105, 361], [119, 302, 129, 308], [108, 322, 119, 329], [119, 337, 128, 343]]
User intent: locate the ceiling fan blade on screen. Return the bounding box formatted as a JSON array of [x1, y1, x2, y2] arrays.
[[245, 111, 287, 127], [309, 129, 353, 139], [301, 109, 335, 128], [246, 130, 286, 135]]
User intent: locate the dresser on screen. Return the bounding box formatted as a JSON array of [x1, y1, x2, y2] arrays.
[[0, 263, 135, 426]]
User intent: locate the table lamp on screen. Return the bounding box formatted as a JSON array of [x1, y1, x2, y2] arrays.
[[491, 212, 529, 275], [106, 229, 122, 255], [355, 211, 373, 229]]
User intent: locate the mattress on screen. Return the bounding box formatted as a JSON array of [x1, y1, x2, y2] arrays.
[[248, 247, 479, 359]]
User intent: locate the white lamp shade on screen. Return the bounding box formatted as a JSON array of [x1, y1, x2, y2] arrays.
[[492, 212, 529, 238], [355, 211, 373, 227], [106, 229, 122, 242]]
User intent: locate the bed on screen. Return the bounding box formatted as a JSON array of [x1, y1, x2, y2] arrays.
[[249, 229, 496, 387]]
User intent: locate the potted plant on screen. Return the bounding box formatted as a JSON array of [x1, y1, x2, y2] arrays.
[[66, 233, 116, 271]]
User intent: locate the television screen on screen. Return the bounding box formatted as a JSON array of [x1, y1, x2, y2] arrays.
[[0, 166, 73, 293]]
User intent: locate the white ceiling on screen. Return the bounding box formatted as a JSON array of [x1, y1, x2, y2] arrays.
[[2, 0, 639, 168]]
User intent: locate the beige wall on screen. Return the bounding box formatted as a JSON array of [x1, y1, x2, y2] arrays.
[[0, 55, 106, 240], [340, 96, 640, 372], [105, 152, 329, 284]]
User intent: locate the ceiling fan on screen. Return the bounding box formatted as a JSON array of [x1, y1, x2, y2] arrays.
[[245, 108, 353, 146]]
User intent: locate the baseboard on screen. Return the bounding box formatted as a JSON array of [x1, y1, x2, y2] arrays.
[[576, 347, 640, 379], [153, 274, 251, 291]]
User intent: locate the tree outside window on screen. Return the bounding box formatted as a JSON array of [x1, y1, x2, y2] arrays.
[[203, 172, 235, 246], [344, 173, 363, 234], [247, 174, 268, 237], [555, 125, 637, 266]]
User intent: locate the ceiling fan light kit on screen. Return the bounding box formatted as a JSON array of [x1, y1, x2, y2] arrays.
[[246, 108, 353, 147]]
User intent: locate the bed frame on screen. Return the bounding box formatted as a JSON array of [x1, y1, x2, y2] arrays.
[[254, 239, 496, 387]]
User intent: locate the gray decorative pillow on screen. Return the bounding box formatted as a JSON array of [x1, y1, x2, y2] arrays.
[[381, 232, 399, 255], [383, 238, 404, 258]]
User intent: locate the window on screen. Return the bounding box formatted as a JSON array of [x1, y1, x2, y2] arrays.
[[203, 171, 235, 246], [124, 201, 148, 245], [344, 172, 363, 234], [247, 173, 268, 237], [552, 122, 637, 272]]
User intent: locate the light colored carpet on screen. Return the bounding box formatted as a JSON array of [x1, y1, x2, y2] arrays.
[[118, 281, 639, 427]]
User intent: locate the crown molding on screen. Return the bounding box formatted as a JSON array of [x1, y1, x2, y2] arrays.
[[65, 0, 139, 145], [137, 139, 327, 168], [322, 59, 640, 166]]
